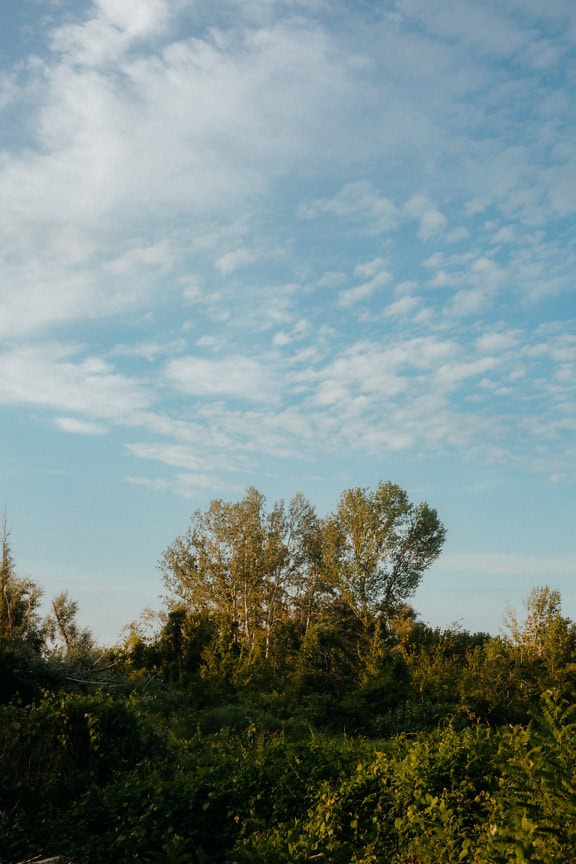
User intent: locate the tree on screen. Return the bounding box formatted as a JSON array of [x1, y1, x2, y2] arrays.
[[160, 488, 322, 658], [161, 488, 266, 650], [0, 515, 43, 649], [322, 482, 446, 627], [161, 483, 445, 666], [503, 586, 576, 689], [45, 590, 94, 658], [505, 587, 569, 659], [265, 492, 327, 642]]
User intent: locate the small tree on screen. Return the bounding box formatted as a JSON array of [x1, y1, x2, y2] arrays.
[[503, 585, 576, 686], [45, 590, 94, 658]]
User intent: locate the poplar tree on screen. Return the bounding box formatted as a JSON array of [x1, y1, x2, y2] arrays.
[[161, 482, 446, 655], [322, 481, 446, 627], [161, 488, 323, 655]]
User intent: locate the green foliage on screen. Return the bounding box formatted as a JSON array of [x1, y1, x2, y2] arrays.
[[160, 482, 446, 678], [146, 835, 197, 863], [2, 490, 576, 864], [503, 586, 576, 698], [0, 638, 56, 703], [234, 723, 499, 863], [488, 692, 576, 863], [0, 518, 44, 650], [3, 679, 576, 863], [160, 488, 325, 663], [44, 590, 94, 659], [293, 622, 359, 699], [322, 482, 446, 625], [0, 690, 158, 798]]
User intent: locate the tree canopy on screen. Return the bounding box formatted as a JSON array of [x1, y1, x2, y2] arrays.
[[160, 482, 446, 655], [322, 481, 446, 625]]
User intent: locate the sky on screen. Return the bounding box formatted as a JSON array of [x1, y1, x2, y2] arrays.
[[0, 0, 575, 645]]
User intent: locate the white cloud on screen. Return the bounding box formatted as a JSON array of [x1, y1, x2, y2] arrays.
[[492, 225, 518, 244], [124, 475, 170, 493], [315, 271, 346, 288], [104, 240, 176, 273], [306, 337, 457, 408], [0, 11, 379, 339], [434, 356, 501, 389], [301, 182, 398, 234], [272, 331, 292, 347], [423, 252, 445, 269], [446, 227, 469, 243], [272, 319, 310, 346], [215, 247, 259, 275], [50, 0, 173, 67], [172, 472, 233, 498], [470, 255, 504, 284], [446, 287, 493, 317], [354, 257, 388, 278], [404, 194, 447, 240], [338, 270, 392, 307], [126, 443, 206, 471], [0, 343, 151, 420], [0, 0, 575, 499], [394, 280, 418, 295], [397, 0, 534, 56], [1, 0, 572, 354], [384, 295, 420, 317], [179, 275, 202, 302], [96, 0, 171, 39], [111, 340, 186, 361], [476, 330, 519, 353], [55, 416, 108, 435], [164, 354, 278, 401]]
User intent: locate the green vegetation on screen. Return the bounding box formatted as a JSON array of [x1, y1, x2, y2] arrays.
[[0, 485, 575, 863]]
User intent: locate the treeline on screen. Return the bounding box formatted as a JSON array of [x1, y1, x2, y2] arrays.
[[1, 483, 576, 863]]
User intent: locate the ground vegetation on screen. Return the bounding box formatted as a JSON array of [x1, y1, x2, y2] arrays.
[[1, 484, 575, 863]]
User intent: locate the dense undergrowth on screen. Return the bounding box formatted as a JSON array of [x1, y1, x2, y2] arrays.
[[1, 628, 576, 864]]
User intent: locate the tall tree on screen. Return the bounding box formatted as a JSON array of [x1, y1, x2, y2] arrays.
[[161, 488, 323, 657], [265, 492, 326, 644], [0, 515, 43, 648], [161, 483, 445, 657], [322, 481, 446, 627], [161, 488, 263, 650]]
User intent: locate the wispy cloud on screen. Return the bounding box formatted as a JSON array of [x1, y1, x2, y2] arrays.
[[0, 0, 575, 496], [55, 416, 108, 435], [164, 355, 279, 402], [338, 270, 392, 307], [404, 194, 448, 240], [126, 443, 209, 472], [0, 344, 151, 420], [300, 182, 399, 234]]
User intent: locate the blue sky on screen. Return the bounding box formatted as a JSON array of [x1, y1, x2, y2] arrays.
[[1, 0, 575, 644]]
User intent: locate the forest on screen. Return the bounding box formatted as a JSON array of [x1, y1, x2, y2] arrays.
[[1, 482, 575, 863]]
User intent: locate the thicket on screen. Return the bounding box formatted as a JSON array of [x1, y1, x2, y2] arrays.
[[0, 485, 575, 863]]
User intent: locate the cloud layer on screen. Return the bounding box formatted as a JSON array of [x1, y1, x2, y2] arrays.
[[1, 0, 575, 499]]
